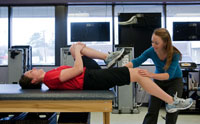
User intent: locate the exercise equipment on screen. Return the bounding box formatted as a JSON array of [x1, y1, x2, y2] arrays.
[[113, 47, 140, 114], [60, 47, 74, 66], [8, 45, 32, 84]]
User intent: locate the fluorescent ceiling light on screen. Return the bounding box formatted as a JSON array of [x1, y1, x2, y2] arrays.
[[176, 13, 200, 16]]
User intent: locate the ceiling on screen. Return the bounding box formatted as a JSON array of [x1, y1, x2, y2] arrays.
[[0, 0, 200, 5]]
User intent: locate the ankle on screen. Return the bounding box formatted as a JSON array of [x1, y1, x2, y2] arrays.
[[104, 55, 108, 61], [168, 97, 174, 105]]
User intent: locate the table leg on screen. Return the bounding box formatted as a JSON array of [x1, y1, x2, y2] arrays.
[[103, 112, 110, 124]]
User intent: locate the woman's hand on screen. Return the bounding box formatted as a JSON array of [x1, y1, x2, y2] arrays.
[[138, 69, 153, 78]]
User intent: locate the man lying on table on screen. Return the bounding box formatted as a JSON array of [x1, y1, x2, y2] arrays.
[[19, 42, 193, 113]]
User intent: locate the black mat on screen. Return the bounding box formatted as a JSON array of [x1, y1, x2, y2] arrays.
[[0, 84, 115, 100]]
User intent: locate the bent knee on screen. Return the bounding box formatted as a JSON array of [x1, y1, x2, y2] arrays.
[[69, 45, 75, 58], [129, 68, 140, 74], [69, 45, 74, 53], [128, 68, 141, 82]]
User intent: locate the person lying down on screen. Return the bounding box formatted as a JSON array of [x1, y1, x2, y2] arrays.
[[19, 42, 193, 113]]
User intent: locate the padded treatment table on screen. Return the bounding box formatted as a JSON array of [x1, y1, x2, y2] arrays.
[[0, 84, 115, 124]]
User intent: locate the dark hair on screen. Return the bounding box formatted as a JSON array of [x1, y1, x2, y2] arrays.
[[19, 75, 41, 89]]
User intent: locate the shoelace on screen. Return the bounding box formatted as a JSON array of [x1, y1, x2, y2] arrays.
[[176, 98, 185, 104], [110, 52, 119, 57]]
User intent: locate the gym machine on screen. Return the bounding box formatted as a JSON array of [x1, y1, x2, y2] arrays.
[[60, 47, 74, 66], [112, 47, 140, 114], [8, 45, 32, 84]]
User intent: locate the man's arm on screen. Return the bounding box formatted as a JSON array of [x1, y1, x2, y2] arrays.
[[59, 44, 84, 82]]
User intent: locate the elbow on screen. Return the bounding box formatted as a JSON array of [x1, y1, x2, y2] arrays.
[[167, 76, 171, 80], [73, 63, 84, 75], [79, 67, 84, 73], [165, 74, 170, 80], [76, 66, 84, 75]]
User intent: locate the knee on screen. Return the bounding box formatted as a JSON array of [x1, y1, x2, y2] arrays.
[[69, 44, 75, 58], [69, 44, 74, 53], [129, 68, 141, 82], [129, 68, 140, 75]]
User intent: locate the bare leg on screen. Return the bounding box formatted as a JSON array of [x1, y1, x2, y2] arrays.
[[70, 44, 108, 60], [128, 68, 173, 104]]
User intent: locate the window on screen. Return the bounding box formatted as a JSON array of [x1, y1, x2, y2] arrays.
[[68, 5, 113, 65], [114, 5, 164, 64], [11, 6, 55, 65], [0, 7, 8, 65], [166, 5, 200, 64]]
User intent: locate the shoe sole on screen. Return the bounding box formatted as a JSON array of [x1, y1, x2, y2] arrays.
[[167, 101, 194, 113], [117, 52, 129, 61], [107, 48, 125, 68]]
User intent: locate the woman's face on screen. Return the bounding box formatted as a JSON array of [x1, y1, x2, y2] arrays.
[[151, 34, 166, 53]]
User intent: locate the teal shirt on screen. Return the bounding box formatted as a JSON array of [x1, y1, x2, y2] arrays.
[[131, 47, 182, 80]]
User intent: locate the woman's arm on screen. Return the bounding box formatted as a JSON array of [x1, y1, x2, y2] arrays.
[[59, 44, 84, 82], [125, 47, 152, 68], [125, 62, 133, 68]]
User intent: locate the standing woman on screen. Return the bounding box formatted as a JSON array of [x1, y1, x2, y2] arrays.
[[125, 28, 184, 124]]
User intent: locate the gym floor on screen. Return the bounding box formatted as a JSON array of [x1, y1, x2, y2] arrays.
[[90, 107, 200, 124]]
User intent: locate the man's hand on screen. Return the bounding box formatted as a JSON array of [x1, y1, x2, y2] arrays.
[[76, 42, 86, 52], [75, 44, 85, 51], [76, 42, 86, 48], [71, 42, 86, 55]]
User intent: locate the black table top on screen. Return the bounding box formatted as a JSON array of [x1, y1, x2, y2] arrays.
[[0, 84, 115, 100]]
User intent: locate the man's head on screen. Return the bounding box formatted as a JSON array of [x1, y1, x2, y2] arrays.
[[19, 68, 45, 89]]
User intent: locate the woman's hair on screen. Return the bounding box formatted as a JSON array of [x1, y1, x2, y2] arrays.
[[19, 75, 41, 89], [153, 28, 182, 71]]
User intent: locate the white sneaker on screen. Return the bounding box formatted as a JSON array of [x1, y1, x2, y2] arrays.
[[166, 93, 193, 113], [104, 48, 125, 68]]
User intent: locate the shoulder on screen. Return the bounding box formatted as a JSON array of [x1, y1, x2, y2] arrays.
[[56, 65, 72, 70], [47, 65, 72, 73], [144, 47, 154, 53], [142, 47, 155, 56], [172, 53, 181, 61], [146, 46, 153, 51]]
